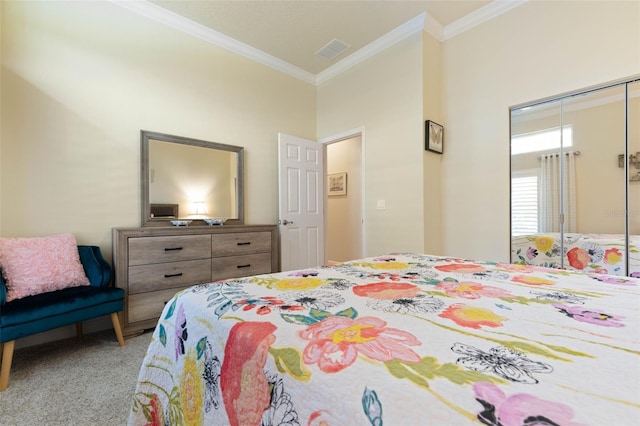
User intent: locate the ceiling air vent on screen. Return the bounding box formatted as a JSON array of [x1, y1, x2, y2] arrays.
[[315, 38, 350, 61]]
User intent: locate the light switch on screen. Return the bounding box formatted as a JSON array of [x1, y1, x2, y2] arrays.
[[377, 200, 386, 210]]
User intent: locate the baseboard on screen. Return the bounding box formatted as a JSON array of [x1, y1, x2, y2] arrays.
[[14, 316, 113, 350]]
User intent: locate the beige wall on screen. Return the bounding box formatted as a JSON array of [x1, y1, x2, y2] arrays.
[[0, 2, 3, 235], [4, 0, 639, 346], [423, 32, 443, 255], [3, 0, 639, 267], [317, 33, 425, 257], [441, 0, 640, 261], [327, 136, 362, 262], [0, 1, 315, 254]]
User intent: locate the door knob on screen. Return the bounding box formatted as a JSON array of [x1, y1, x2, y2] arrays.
[[279, 220, 294, 225]]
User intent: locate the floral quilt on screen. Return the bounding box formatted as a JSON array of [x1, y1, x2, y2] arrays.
[[512, 233, 640, 277], [128, 253, 640, 426]]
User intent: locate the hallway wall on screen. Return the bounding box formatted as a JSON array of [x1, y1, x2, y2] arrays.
[[327, 136, 362, 262]]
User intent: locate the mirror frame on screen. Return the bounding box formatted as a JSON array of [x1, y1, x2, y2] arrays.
[[141, 130, 245, 227]]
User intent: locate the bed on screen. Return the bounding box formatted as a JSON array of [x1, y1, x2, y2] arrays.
[[512, 233, 640, 277], [128, 253, 639, 425]]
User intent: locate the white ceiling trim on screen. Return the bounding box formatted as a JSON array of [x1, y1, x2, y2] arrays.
[[110, 0, 317, 84], [110, 0, 526, 86], [424, 11, 444, 41], [443, 0, 528, 40], [315, 12, 426, 86]]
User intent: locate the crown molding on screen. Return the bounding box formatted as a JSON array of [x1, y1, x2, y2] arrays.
[[424, 11, 444, 41], [109, 0, 317, 84], [110, 1, 526, 86], [315, 12, 426, 85], [443, 0, 528, 40]]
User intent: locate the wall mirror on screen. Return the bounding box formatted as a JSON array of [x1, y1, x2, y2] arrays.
[[510, 76, 640, 277], [141, 130, 244, 227]]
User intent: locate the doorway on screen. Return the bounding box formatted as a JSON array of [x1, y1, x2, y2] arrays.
[[325, 135, 364, 263]]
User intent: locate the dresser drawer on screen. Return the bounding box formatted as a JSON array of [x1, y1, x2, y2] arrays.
[[211, 232, 271, 256], [129, 259, 211, 294], [128, 287, 189, 323], [211, 253, 272, 281], [129, 235, 211, 266], [114, 225, 278, 337]]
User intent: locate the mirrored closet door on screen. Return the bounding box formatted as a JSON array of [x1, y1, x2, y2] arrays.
[[510, 76, 640, 277], [630, 80, 640, 277]]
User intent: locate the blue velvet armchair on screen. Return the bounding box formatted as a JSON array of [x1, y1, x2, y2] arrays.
[[0, 245, 125, 391]]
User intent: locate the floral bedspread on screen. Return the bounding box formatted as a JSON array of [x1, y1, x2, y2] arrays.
[[128, 253, 640, 426], [512, 233, 640, 277]]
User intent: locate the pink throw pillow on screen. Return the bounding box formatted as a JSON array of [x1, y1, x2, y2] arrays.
[[0, 233, 90, 302]]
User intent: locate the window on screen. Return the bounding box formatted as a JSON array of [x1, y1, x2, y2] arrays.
[[511, 170, 538, 236], [511, 126, 573, 155]]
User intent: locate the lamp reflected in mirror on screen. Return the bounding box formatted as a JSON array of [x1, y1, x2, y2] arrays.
[[191, 201, 208, 219]]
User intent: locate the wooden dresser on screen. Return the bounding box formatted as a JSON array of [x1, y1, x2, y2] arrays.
[[113, 225, 279, 337]]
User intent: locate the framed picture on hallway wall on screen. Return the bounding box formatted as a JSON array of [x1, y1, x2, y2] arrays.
[[425, 120, 444, 154], [328, 172, 347, 196]]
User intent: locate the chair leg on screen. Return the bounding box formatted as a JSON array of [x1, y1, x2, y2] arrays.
[[111, 313, 126, 347], [0, 340, 16, 392], [76, 322, 83, 340]]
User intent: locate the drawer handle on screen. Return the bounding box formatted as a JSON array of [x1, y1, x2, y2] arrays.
[[237, 242, 251, 246], [164, 247, 184, 251], [164, 272, 183, 278], [237, 264, 251, 269]]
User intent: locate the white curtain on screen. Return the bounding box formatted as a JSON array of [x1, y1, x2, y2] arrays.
[[564, 152, 577, 232], [539, 152, 576, 233]]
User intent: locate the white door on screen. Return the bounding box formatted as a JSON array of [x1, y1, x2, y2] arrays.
[[278, 133, 325, 271]]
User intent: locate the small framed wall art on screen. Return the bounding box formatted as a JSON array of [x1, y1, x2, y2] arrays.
[[425, 120, 444, 154], [328, 172, 347, 196]]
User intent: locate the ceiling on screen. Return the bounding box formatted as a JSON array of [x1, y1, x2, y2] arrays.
[[117, 0, 522, 84]]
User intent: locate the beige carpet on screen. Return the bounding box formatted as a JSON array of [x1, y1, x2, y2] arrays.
[[0, 329, 152, 425]]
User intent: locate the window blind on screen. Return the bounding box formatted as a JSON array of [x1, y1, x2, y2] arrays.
[[512, 172, 538, 236]]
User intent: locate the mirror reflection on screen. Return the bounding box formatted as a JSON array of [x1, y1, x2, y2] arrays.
[[630, 80, 640, 277], [141, 131, 244, 227], [510, 78, 639, 276]]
